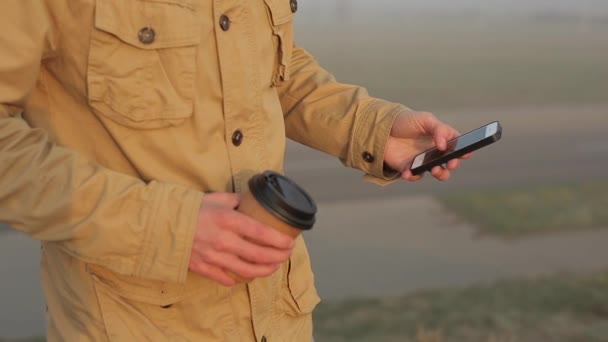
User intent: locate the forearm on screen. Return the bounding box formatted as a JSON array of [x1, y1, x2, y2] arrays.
[[1, 1, 203, 283], [0, 113, 202, 283], [277, 46, 409, 181]]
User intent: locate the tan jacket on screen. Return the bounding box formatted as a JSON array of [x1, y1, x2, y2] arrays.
[[0, 0, 407, 340]]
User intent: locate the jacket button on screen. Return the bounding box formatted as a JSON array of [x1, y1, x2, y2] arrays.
[[219, 15, 231, 31], [232, 130, 243, 146], [362, 151, 375, 163], [290, 0, 298, 13], [138, 27, 156, 44], [261, 337, 267, 342]]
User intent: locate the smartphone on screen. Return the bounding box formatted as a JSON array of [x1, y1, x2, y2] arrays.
[[409, 121, 502, 176]]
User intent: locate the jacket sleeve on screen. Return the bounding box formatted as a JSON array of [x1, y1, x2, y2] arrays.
[[276, 45, 411, 184], [0, 0, 202, 284]]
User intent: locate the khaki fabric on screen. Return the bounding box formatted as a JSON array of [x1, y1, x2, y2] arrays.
[[0, 0, 408, 340]]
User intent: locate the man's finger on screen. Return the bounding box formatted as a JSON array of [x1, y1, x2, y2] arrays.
[[402, 169, 424, 182], [205, 252, 280, 279], [447, 158, 460, 170], [434, 134, 447, 151], [433, 125, 459, 151], [217, 207, 294, 249], [219, 232, 293, 264], [461, 152, 473, 160], [431, 166, 451, 181], [228, 213, 295, 249]]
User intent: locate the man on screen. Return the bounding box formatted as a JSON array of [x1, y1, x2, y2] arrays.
[[0, 0, 467, 340]]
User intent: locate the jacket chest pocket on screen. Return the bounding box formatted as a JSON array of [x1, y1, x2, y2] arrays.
[[264, 0, 296, 86], [87, 0, 200, 129]]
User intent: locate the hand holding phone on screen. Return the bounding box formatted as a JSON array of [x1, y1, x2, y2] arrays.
[[409, 121, 502, 176]]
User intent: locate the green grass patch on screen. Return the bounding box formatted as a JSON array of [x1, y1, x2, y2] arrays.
[[437, 182, 608, 237], [313, 271, 608, 342]]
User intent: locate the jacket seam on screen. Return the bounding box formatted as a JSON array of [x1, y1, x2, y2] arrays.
[[175, 190, 203, 283], [348, 100, 376, 168], [136, 183, 166, 278]]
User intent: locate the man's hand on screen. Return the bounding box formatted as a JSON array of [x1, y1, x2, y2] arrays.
[[189, 192, 295, 286], [384, 111, 472, 182]]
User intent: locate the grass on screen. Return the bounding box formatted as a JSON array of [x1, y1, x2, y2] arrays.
[[437, 181, 608, 237], [313, 271, 608, 342]]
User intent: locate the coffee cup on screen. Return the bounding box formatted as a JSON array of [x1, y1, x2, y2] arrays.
[[233, 171, 317, 282], [238, 170, 317, 237]]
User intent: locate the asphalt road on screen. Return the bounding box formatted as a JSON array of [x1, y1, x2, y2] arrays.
[[1, 104, 607, 338]]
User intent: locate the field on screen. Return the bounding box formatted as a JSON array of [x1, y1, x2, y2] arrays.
[[300, 14, 608, 341], [313, 271, 608, 342], [313, 179, 608, 340], [439, 181, 608, 237]]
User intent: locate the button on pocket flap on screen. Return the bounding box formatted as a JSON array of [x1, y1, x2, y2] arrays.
[[95, 0, 199, 49], [264, 0, 295, 26]]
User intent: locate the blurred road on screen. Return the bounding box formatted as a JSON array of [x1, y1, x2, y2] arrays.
[[305, 195, 608, 300], [1, 103, 607, 338]]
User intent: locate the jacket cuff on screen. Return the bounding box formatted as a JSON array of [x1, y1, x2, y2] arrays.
[[136, 182, 203, 284], [345, 100, 409, 185]]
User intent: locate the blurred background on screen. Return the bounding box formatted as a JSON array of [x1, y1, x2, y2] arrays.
[[1, 0, 607, 341]]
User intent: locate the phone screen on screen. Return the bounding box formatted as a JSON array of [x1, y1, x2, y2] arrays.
[[421, 126, 488, 164]]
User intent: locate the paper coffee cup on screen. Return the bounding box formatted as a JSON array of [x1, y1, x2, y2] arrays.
[[239, 171, 316, 236], [233, 171, 317, 282]]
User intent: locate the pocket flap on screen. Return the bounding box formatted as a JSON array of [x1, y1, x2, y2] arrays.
[[286, 262, 320, 314], [264, 0, 295, 26], [282, 238, 320, 315], [87, 264, 215, 307], [95, 0, 199, 49]]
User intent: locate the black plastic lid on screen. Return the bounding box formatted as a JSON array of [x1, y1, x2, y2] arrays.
[[248, 171, 317, 230]]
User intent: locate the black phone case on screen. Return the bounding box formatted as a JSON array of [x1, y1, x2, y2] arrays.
[[410, 121, 502, 176]]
